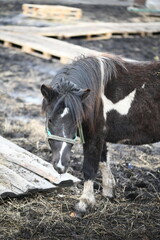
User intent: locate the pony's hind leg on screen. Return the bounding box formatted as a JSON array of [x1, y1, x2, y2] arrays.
[[99, 143, 116, 198]]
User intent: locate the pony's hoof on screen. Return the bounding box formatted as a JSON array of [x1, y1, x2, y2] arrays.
[[102, 176, 116, 198], [75, 196, 96, 212], [102, 187, 114, 199], [75, 201, 87, 212]]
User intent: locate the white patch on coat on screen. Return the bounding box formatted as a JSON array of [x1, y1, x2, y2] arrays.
[[57, 142, 67, 171], [142, 83, 146, 89], [97, 56, 107, 118], [97, 56, 136, 120], [97, 56, 106, 84], [76, 180, 95, 212], [123, 58, 139, 63], [56, 124, 67, 171], [61, 107, 69, 118], [99, 159, 116, 198], [102, 89, 136, 120]]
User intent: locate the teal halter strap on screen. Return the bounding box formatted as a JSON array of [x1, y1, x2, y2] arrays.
[[46, 124, 85, 145], [77, 123, 85, 144]]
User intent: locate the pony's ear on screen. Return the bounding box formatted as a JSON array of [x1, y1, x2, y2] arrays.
[[41, 84, 57, 101], [80, 88, 91, 101]]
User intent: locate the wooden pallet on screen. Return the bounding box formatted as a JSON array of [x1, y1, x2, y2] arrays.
[[45, 22, 160, 40], [0, 31, 99, 63], [22, 4, 82, 20], [1, 22, 159, 40], [0, 136, 80, 198]]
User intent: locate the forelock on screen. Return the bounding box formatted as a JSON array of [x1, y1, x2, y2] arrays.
[[53, 80, 85, 125]]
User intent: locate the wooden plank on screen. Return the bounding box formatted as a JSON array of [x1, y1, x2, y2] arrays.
[[0, 185, 19, 198], [0, 136, 80, 198], [0, 22, 159, 40], [3, 41, 12, 47], [0, 172, 24, 197], [0, 31, 99, 63], [22, 4, 82, 20], [38, 22, 160, 38], [0, 22, 157, 36], [54, 22, 160, 39], [0, 158, 55, 191], [0, 165, 35, 192], [23, 4, 81, 11]]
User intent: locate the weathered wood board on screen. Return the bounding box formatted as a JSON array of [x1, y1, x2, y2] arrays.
[[0, 22, 160, 40], [22, 4, 82, 20], [0, 136, 80, 198], [0, 31, 99, 63], [38, 22, 160, 39]]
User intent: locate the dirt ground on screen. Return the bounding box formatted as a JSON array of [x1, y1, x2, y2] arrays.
[[0, 1, 160, 240]]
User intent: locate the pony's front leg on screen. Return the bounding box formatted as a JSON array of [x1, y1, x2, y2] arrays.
[[76, 179, 96, 212], [76, 140, 102, 212]]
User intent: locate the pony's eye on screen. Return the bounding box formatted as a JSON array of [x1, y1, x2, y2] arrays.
[[49, 119, 52, 123]]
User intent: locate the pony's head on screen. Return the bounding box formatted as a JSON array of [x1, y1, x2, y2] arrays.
[[41, 79, 90, 173]]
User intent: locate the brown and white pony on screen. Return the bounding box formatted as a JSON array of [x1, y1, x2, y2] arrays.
[[41, 54, 160, 212]]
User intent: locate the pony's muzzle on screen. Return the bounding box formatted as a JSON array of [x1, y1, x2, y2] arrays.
[[54, 162, 67, 174], [52, 153, 70, 174], [54, 165, 66, 174]]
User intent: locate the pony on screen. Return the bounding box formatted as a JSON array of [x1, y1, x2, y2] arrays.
[[41, 54, 160, 212]]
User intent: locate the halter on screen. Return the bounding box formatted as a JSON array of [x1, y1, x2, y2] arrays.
[[46, 123, 85, 145]]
